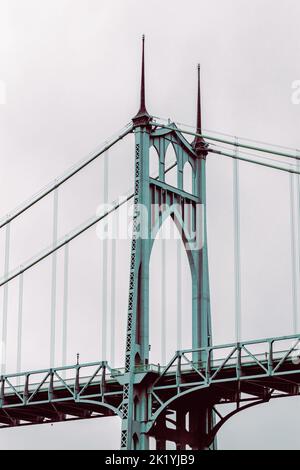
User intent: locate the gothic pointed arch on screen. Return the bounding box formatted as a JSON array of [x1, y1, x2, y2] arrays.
[[164, 142, 177, 187], [149, 145, 160, 178], [149, 216, 192, 364], [183, 160, 194, 194]]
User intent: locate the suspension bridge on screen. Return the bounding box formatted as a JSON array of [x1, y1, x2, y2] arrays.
[[1, 37, 300, 450]]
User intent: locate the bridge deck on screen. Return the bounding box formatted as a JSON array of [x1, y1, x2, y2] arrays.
[[0, 334, 300, 428]]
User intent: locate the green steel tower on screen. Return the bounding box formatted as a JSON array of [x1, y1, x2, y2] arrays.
[[120, 36, 214, 450]]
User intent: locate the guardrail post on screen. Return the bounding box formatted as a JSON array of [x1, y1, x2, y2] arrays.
[[75, 366, 80, 401], [0, 377, 4, 407], [236, 344, 242, 380], [49, 370, 54, 401], [147, 390, 152, 422], [206, 348, 211, 383], [24, 374, 29, 405], [268, 341, 274, 375], [176, 352, 182, 393], [101, 362, 106, 402]]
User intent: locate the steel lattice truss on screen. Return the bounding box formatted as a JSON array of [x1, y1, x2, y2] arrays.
[[0, 334, 300, 447]]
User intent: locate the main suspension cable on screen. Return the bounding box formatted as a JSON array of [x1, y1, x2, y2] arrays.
[[152, 116, 298, 152], [152, 118, 299, 158], [208, 148, 300, 176], [0, 123, 133, 230], [152, 121, 300, 163], [0, 162, 178, 288]]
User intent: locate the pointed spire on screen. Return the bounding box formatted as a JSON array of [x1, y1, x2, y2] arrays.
[[140, 34, 146, 114], [193, 64, 208, 157], [132, 35, 151, 127], [196, 64, 202, 134]]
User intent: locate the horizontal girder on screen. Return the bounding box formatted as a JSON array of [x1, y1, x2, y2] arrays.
[[0, 334, 299, 430]]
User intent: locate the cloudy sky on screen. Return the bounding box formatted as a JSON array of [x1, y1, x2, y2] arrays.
[[0, 0, 300, 449]]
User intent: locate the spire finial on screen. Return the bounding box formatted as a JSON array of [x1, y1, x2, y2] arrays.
[[196, 63, 201, 133], [140, 34, 146, 112], [193, 63, 208, 157], [132, 35, 151, 127]]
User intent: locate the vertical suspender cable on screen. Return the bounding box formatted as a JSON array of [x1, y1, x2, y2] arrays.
[[17, 271, 24, 378], [50, 187, 58, 367], [290, 171, 298, 333], [62, 243, 69, 368], [233, 139, 242, 342], [101, 151, 108, 360], [110, 218, 116, 367], [296, 150, 300, 334], [1, 222, 10, 375], [177, 240, 182, 350], [161, 236, 166, 365]]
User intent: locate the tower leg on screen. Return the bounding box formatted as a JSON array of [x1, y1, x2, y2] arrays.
[[121, 382, 150, 450], [156, 438, 166, 450], [175, 408, 186, 450], [189, 403, 215, 450], [189, 407, 207, 450], [120, 127, 151, 450]]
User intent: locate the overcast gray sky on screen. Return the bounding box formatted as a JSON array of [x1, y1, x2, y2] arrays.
[[0, 0, 300, 449]]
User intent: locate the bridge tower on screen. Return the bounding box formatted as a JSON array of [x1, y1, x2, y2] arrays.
[[120, 37, 214, 450]]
